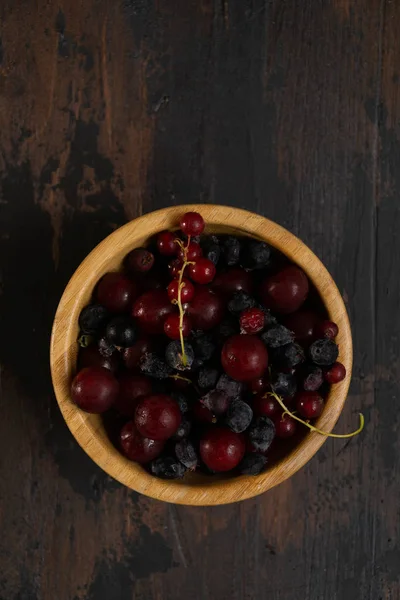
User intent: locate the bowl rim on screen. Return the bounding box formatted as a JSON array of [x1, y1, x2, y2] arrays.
[[50, 204, 353, 505]]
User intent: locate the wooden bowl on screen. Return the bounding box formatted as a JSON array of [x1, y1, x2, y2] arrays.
[[50, 205, 352, 505]]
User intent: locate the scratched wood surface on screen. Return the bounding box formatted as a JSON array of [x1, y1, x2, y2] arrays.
[[0, 1, 398, 599]]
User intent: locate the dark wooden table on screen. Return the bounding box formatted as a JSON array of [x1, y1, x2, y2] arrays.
[[0, 1, 398, 599]]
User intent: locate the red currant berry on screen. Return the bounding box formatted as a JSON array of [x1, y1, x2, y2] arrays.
[[188, 258, 216, 284], [125, 248, 155, 273], [188, 288, 224, 330], [274, 414, 297, 438], [245, 438, 257, 454], [135, 394, 181, 440], [296, 391, 324, 419], [168, 258, 183, 278], [122, 337, 153, 370], [240, 307, 265, 334], [132, 290, 174, 334], [221, 334, 268, 382], [212, 268, 253, 297], [137, 268, 167, 293], [324, 362, 346, 384], [114, 374, 153, 417], [96, 272, 136, 314], [193, 401, 216, 423], [172, 377, 192, 390], [252, 394, 280, 418], [284, 310, 320, 344], [200, 427, 245, 472], [179, 211, 205, 236], [120, 421, 164, 464], [71, 367, 119, 413], [260, 266, 309, 314], [318, 320, 339, 339], [164, 314, 191, 340], [79, 345, 119, 373], [178, 242, 203, 262], [157, 231, 178, 256], [249, 375, 270, 394], [167, 278, 195, 303]]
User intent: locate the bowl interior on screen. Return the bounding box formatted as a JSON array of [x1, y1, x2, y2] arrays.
[[51, 205, 352, 505]]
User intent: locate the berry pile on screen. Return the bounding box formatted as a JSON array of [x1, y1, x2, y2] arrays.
[[72, 211, 360, 481]]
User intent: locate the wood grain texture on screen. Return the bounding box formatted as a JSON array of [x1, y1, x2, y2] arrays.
[[50, 204, 353, 505], [0, 0, 398, 598]]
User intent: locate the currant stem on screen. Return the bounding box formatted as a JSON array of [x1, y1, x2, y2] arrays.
[[169, 374, 192, 384], [176, 235, 192, 367], [78, 334, 92, 347], [267, 391, 364, 439], [177, 266, 187, 365]]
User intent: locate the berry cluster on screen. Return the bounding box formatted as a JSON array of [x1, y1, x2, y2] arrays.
[[72, 211, 362, 480]]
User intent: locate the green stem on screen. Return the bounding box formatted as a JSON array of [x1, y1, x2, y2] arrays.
[[175, 236, 194, 368], [169, 374, 192, 384], [268, 391, 364, 439], [78, 334, 92, 347], [177, 256, 188, 367]]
